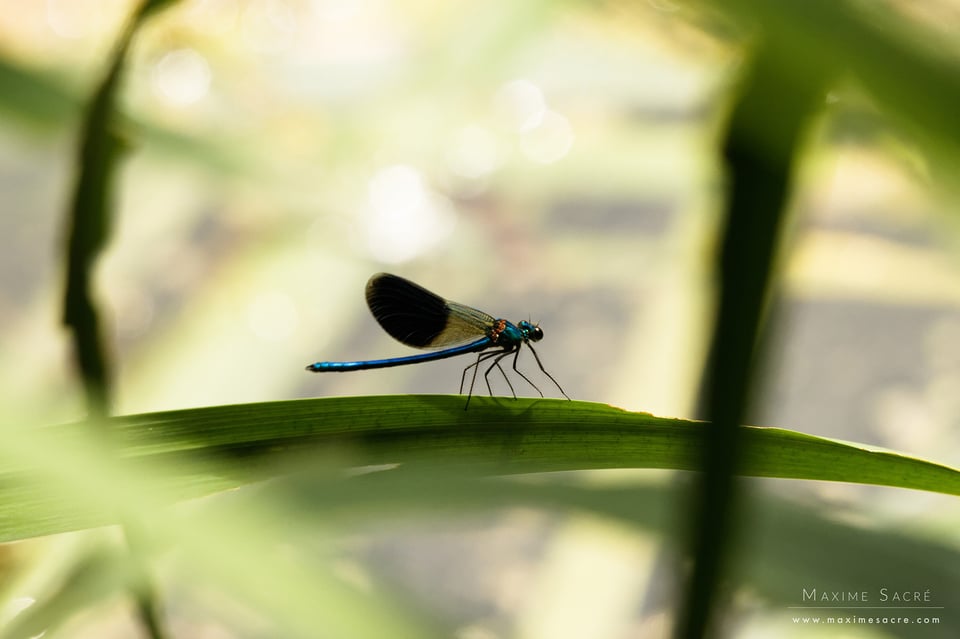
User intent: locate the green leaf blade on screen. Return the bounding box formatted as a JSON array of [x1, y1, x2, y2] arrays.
[[4, 397, 957, 544]]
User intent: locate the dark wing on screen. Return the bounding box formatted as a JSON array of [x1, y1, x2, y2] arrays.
[[365, 273, 492, 349]]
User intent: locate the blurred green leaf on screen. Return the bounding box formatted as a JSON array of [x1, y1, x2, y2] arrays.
[[0, 57, 80, 129], [250, 467, 960, 638], [58, 3, 184, 637], [724, 0, 960, 168], [61, 0, 185, 420], [2, 438, 956, 637], [0, 546, 133, 639], [678, 28, 831, 637]]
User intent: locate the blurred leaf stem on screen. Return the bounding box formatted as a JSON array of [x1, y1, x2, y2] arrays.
[[675, 37, 829, 639], [60, 2, 181, 638]]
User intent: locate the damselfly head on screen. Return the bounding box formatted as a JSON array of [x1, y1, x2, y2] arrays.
[[518, 320, 543, 342]]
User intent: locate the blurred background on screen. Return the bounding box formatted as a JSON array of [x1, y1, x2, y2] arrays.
[[1, 0, 959, 637]]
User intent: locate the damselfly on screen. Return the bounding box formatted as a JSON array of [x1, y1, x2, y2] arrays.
[[305, 273, 569, 408]]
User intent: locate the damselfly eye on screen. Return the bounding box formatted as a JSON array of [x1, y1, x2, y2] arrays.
[[529, 325, 543, 341]]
